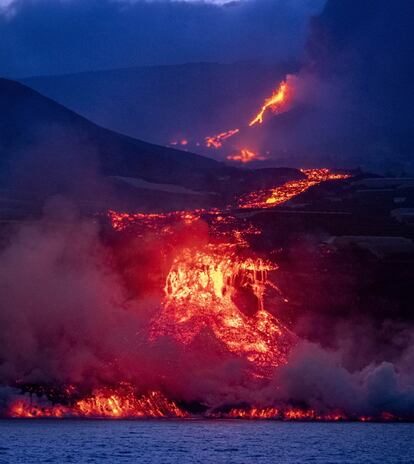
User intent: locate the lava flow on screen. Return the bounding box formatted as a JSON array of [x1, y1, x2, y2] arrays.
[[239, 168, 351, 209], [249, 80, 291, 126], [150, 243, 293, 371], [4, 169, 354, 420], [205, 128, 240, 149], [107, 168, 350, 377], [227, 149, 266, 164], [7, 388, 187, 419]]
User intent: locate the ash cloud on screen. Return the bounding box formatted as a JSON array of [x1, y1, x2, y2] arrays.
[[0, 0, 325, 77]]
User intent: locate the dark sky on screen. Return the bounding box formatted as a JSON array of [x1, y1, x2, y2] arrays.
[[0, 0, 326, 77]]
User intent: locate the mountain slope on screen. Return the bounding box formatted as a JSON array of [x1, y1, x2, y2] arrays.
[[21, 62, 295, 146], [0, 77, 226, 186], [0, 78, 303, 214]]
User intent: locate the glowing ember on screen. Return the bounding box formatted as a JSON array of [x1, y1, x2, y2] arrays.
[[205, 128, 240, 149], [227, 149, 266, 164], [7, 389, 187, 419], [239, 168, 351, 209], [249, 80, 291, 126], [150, 243, 293, 371]]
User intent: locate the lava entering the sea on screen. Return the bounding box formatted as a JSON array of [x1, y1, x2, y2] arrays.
[[7, 388, 187, 419], [2, 168, 362, 421]]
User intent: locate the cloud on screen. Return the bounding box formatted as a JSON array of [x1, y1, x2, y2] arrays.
[[0, 0, 326, 77]]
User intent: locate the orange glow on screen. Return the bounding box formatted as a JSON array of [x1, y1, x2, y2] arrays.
[[284, 408, 317, 420], [150, 243, 294, 372], [225, 407, 280, 419], [8, 400, 69, 418], [108, 209, 202, 232], [249, 80, 291, 127], [169, 139, 188, 146], [239, 168, 351, 209], [205, 128, 240, 149], [98, 169, 353, 417], [227, 149, 266, 164], [75, 390, 187, 418], [210, 407, 351, 421], [8, 388, 187, 419], [7, 393, 397, 421]]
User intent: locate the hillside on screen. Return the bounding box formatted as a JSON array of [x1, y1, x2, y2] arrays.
[[21, 62, 295, 147], [0, 78, 303, 215]]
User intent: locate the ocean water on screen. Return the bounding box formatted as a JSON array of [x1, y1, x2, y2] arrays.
[[0, 420, 413, 464]]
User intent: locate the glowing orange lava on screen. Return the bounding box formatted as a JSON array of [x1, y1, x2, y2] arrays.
[[212, 407, 351, 421], [249, 80, 291, 126], [7, 388, 187, 419], [227, 149, 266, 164], [224, 407, 280, 419], [239, 168, 351, 209], [107, 169, 351, 375], [108, 209, 202, 232], [205, 128, 240, 149], [150, 243, 293, 372], [90, 169, 353, 419]]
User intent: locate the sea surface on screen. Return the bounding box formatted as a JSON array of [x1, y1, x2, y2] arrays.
[[0, 420, 413, 464]]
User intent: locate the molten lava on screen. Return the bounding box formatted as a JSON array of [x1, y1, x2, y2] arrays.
[[108, 209, 202, 232], [150, 243, 293, 371], [3, 168, 358, 421], [249, 80, 291, 126], [239, 168, 351, 209], [205, 128, 240, 149], [7, 388, 187, 419], [227, 149, 266, 164], [223, 407, 280, 420]]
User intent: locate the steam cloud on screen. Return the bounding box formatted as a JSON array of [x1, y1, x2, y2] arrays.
[[263, 0, 414, 172]]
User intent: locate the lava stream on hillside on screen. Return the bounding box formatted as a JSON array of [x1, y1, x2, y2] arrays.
[[239, 168, 351, 209], [4, 168, 386, 422]]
